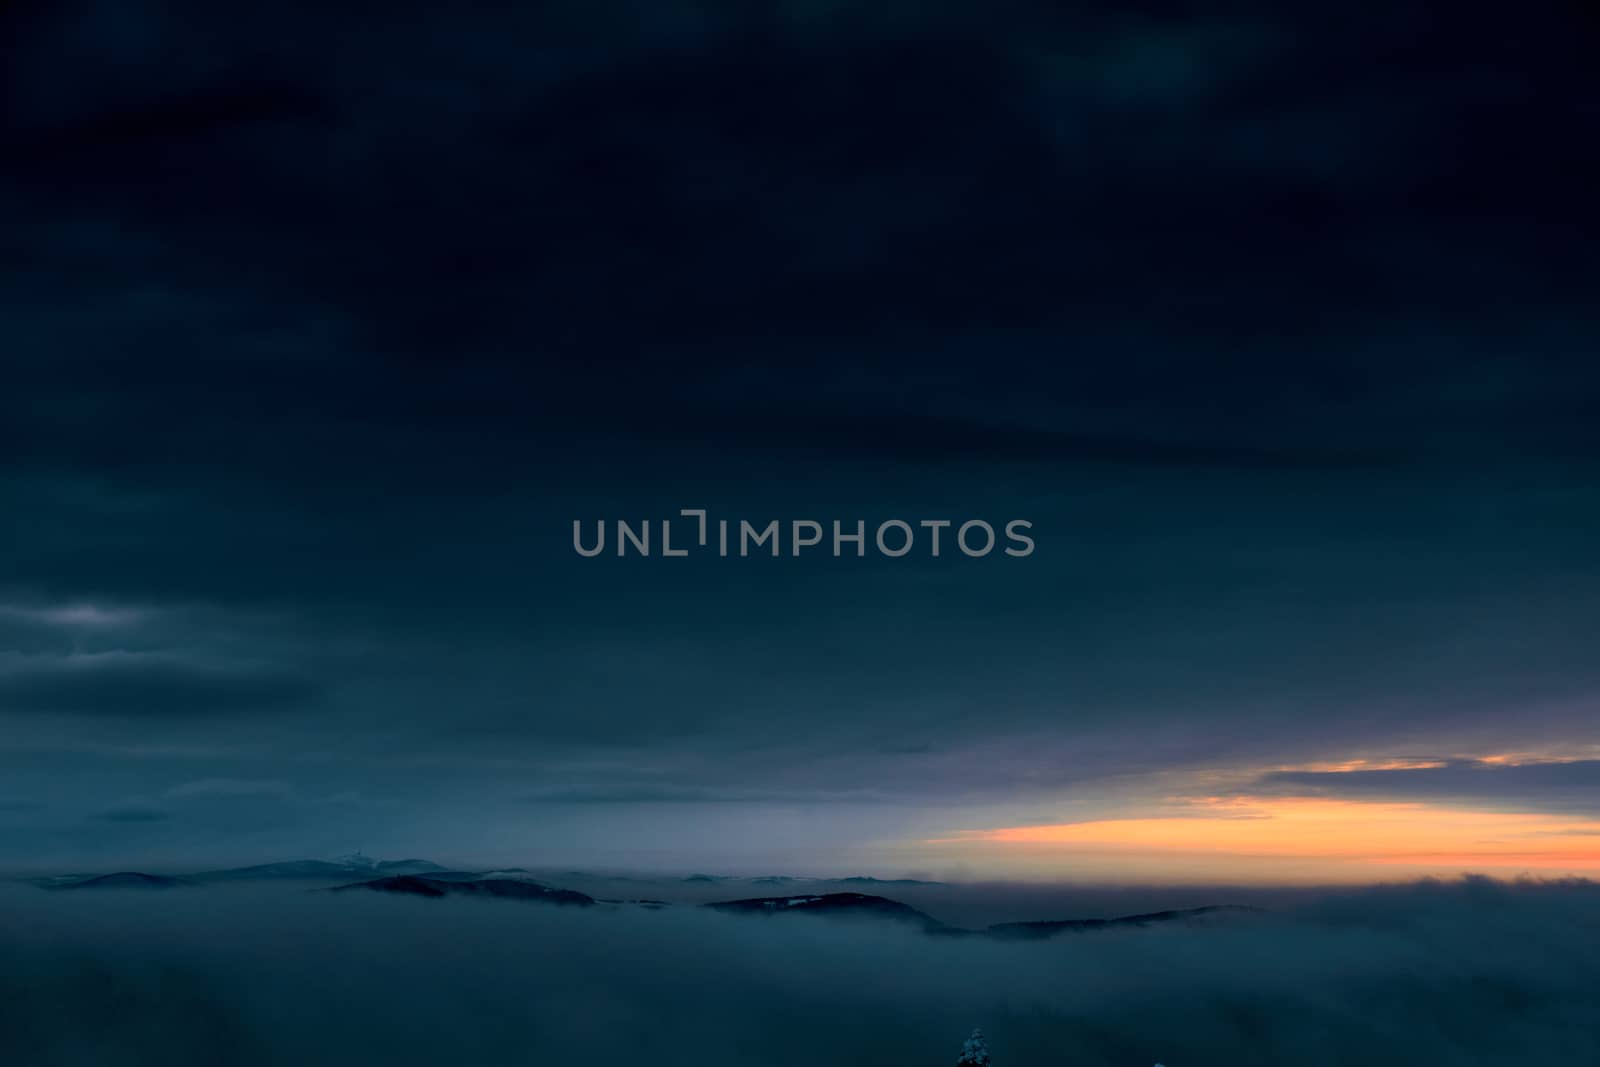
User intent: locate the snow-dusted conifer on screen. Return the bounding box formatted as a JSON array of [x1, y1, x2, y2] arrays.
[[955, 1028, 991, 1066]]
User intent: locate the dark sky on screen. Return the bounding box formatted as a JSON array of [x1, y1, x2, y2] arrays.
[[2, 1, 1598, 877]]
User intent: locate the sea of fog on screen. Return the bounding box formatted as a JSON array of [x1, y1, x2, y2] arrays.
[[2, 876, 1597, 1065]]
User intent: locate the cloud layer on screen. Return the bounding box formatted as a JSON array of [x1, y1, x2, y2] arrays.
[[3, 878, 1600, 1065], [1, 0, 1596, 872]]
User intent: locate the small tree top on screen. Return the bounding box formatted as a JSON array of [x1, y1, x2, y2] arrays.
[[956, 1028, 991, 1067]]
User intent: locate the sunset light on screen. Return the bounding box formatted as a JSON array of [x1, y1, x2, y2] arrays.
[[934, 795, 1600, 880]]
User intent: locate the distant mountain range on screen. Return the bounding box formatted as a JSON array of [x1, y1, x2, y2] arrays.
[[25, 859, 1257, 939], [44, 871, 189, 891], [329, 875, 595, 905], [982, 904, 1261, 940], [701, 893, 1261, 939], [745, 875, 948, 888], [29, 854, 451, 890], [705, 892, 944, 930], [694, 870, 940, 889], [193, 857, 451, 882]]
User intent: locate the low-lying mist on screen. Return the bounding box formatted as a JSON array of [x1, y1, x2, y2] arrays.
[[2, 876, 1596, 1066]]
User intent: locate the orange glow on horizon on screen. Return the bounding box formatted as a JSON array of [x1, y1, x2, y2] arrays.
[[932, 797, 1600, 876]]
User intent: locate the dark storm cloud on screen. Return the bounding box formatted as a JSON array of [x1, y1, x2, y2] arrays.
[[2, 0, 1595, 468], [624, 410, 1406, 468], [90, 802, 172, 824], [1, 0, 1597, 865], [1254, 759, 1600, 814], [0, 654, 321, 718]]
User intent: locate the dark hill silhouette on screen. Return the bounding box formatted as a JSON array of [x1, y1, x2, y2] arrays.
[[197, 860, 372, 881], [196, 858, 448, 881], [49, 872, 188, 890], [725, 874, 947, 890], [984, 904, 1263, 940], [329, 876, 594, 905], [374, 859, 450, 875], [703, 892, 945, 930], [420, 869, 544, 883], [706, 894, 1259, 939]]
